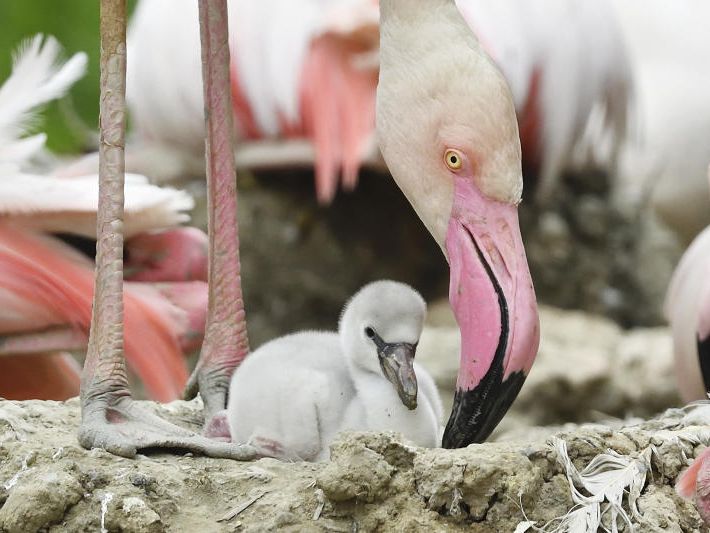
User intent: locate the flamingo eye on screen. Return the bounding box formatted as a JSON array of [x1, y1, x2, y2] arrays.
[[444, 149, 463, 171]]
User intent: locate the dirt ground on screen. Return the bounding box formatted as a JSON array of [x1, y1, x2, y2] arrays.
[[0, 398, 707, 532], [1, 307, 707, 532]]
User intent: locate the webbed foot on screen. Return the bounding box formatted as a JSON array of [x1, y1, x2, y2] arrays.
[[79, 396, 256, 460]]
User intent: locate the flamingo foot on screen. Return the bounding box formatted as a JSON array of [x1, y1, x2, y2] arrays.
[[79, 395, 256, 459]]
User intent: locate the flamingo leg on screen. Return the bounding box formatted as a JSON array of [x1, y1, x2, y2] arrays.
[[183, 0, 250, 423], [76, 0, 254, 460]]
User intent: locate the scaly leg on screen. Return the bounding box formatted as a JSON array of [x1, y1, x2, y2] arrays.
[[77, 0, 254, 460], [183, 0, 250, 424]]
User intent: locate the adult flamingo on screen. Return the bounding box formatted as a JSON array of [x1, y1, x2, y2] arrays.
[[0, 35, 208, 402], [456, 0, 633, 202], [665, 168, 710, 405], [76, 0, 538, 457]]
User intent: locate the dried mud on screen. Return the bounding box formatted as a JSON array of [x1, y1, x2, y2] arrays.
[[0, 398, 707, 532], [0, 307, 706, 532]]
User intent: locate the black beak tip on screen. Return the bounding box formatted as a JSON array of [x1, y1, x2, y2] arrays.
[[442, 371, 527, 449]]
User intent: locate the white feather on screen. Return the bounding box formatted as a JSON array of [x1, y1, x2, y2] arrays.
[[516, 411, 710, 532], [0, 35, 87, 160], [0, 134, 47, 164], [0, 172, 194, 239], [456, 0, 633, 201], [681, 402, 710, 431], [126, 0, 205, 150], [611, 0, 710, 242], [231, 0, 316, 134], [544, 437, 650, 533], [0, 35, 192, 238], [514, 521, 537, 533], [127, 0, 378, 144]]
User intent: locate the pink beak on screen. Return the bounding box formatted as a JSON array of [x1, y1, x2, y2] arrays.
[[442, 177, 540, 448]]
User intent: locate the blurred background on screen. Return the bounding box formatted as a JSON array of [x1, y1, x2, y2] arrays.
[[0, 1, 137, 153], [1, 0, 709, 418]]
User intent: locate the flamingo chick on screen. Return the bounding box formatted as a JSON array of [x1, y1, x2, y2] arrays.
[[227, 281, 442, 461]]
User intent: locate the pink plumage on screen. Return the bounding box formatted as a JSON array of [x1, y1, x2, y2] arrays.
[[127, 0, 380, 203], [0, 35, 208, 401], [0, 223, 188, 401], [296, 35, 377, 203], [126, 227, 208, 282]]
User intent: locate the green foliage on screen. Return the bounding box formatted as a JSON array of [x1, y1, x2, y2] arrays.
[[0, 0, 137, 153]]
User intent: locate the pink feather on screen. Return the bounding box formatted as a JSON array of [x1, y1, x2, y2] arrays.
[[0, 223, 188, 401]]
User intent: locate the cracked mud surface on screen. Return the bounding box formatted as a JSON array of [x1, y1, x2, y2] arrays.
[[0, 398, 708, 532], [0, 307, 700, 532]]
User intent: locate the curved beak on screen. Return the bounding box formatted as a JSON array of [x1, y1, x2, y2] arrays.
[[377, 341, 418, 410], [442, 177, 540, 448]]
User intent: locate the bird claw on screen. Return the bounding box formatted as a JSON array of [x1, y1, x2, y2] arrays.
[[78, 397, 256, 460]]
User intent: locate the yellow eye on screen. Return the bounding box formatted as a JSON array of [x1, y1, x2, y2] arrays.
[[444, 149, 463, 171]]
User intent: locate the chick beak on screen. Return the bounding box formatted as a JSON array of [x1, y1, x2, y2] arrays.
[[377, 342, 418, 410]]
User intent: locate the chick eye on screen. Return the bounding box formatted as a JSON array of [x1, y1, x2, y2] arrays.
[[444, 149, 463, 171], [364, 327, 375, 339]]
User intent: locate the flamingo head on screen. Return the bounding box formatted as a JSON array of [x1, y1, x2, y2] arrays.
[[377, 0, 540, 447]]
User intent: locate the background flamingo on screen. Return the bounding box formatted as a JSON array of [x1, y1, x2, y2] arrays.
[[456, 0, 633, 203], [0, 35, 208, 401], [122, 0, 381, 205], [665, 166, 710, 405], [61, 0, 632, 206], [667, 166, 710, 521], [610, 0, 710, 245]]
